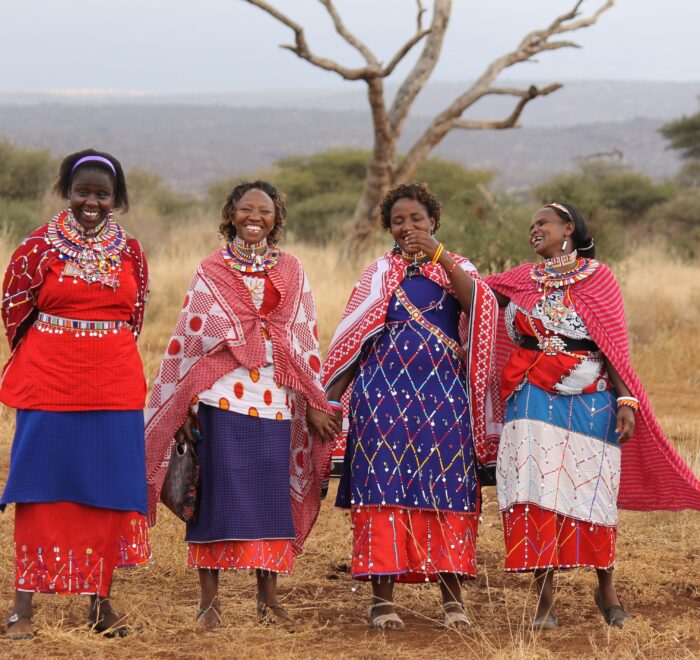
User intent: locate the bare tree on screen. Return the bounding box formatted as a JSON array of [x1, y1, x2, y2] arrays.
[[243, 0, 614, 259]]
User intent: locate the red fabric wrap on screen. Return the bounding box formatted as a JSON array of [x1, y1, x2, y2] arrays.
[[322, 251, 498, 465], [145, 250, 331, 554], [487, 262, 700, 512], [2, 215, 149, 351]]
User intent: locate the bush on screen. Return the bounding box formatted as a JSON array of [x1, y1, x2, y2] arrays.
[[645, 190, 700, 260], [0, 140, 54, 202]]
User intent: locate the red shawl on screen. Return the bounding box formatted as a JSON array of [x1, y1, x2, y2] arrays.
[[145, 249, 332, 554], [322, 251, 498, 465], [487, 262, 700, 512], [2, 214, 148, 350]]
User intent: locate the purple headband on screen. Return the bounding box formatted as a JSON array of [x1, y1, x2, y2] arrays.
[[71, 155, 117, 176]]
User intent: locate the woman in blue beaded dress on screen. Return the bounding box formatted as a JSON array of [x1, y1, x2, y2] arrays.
[[323, 183, 497, 630]]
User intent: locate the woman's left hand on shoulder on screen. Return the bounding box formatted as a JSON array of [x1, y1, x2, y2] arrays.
[[615, 406, 636, 444], [306, 406, 341, 442]]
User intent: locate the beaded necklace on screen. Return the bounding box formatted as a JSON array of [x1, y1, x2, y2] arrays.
[[399, 249, 427, 265], [222, 237, 280, 273], [47, 208, 125, 288]]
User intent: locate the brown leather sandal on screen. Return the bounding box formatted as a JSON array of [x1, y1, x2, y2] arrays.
[[196, 598, 223, 628], [257, 600, 297, 632]]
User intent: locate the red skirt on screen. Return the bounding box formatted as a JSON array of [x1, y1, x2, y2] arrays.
[[187, 540, 294, 573], [502, 503, 616, 572], [351, 506, 478, 582], [14, 502, 151, 597]]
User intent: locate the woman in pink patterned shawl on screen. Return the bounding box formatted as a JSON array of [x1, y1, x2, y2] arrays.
[[145, 181, 339, 630], [487, 202, 700, 630]]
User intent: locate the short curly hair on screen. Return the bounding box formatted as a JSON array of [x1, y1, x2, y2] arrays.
[[379, 182, 442, 232], [219, 180, 287, 245]]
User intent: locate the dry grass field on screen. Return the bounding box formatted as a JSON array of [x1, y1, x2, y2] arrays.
[[0, 225, 699, 659]]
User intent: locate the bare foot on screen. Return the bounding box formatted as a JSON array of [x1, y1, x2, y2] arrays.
[[6, 613, 34, 641], [88, 599, 129, 638], [257, 600, 297, 632]]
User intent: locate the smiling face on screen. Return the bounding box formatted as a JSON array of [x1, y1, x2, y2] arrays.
[[69, 168, 115, 231], [229, 188, 276, 244], [389, 198, 435, 254], [529, 207, 575, 258]]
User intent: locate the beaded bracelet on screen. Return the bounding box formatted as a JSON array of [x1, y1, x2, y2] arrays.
[[327, 399, 344, 412], [617, 396, 639, 412], [431, 243, 444, 265]]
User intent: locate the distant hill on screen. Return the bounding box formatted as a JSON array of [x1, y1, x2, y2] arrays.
[[1, 79, 694, 192]]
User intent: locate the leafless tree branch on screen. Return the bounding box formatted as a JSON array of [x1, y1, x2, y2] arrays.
[[381, 28, 431, 77], [244, 0, 374, 80], [416, 0, 427, 31], [318, 0, 377, 66]]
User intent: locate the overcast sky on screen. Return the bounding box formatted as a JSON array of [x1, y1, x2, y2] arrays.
[[1, 0, 699, 94]]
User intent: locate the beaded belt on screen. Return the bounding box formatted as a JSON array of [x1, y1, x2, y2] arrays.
[[520, 334, 598, 355], [34, 312, 131, 337]]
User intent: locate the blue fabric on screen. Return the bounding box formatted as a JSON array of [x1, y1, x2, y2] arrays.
[[336, 274, 478, 512], [505, 382, 619, 445], [186, 404, 295, 543], [1, 409, 147, 514]]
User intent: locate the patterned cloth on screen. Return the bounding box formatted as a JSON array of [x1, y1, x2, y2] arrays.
[[196, 272, 293, 420], [14, 502, 151, 596], [323, 251, 498, 467], [498, 382, 620, 526], [187, 539, 294, 573], [1, 212, 148, 351], [487, 262, 700, 512], [185, 405, 295, 543], [502, 503, 616, 572], [350, 506, 478, 581], [336, 275, 478, 513], [1, 410, 147, 513], [145, 250, 332, 554]]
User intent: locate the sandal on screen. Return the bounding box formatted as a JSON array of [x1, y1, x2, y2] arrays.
[[368, 601, 405, 631], [594, 589, 631, 629], [532, 611, 558, 630], [442, 600, 470, 629], [196, 599, 223, 629], [257, 601, 297, 632], [6, 613, 34, 640], [88, 599, 129, 638]]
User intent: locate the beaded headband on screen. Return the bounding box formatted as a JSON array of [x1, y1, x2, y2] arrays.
[[545, 202, 573, 221], [71, 155, 117, 176]]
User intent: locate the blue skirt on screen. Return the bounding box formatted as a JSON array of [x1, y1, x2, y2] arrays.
[[186, 405, 295, 543], [1, 409, 147, 514]]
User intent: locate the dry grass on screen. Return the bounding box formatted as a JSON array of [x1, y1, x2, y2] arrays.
[[1, 230, 699, 659]]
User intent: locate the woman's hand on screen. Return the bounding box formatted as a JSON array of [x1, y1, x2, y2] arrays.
[[404, 229, 439, 257], [306, 406, 341, 443], [175, 413, 199, 447], [615, 406, 635, 444]]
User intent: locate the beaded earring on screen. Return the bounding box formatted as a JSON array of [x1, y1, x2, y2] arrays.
[[561, 238, 568, 252], [392, 239, 400, 253]]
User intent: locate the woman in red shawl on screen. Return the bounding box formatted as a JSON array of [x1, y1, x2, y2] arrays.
[[1, 149, 150, 640], [324, 183, 497, 631], [487, 202, 700, 630], [145, 180, 338, 630]]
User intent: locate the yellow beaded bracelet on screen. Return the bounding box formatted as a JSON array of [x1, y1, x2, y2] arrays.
[[431, 243, 444, 265]]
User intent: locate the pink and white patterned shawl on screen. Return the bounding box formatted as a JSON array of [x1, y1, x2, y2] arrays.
[[322, 251, 499, 466], [487, 262, 700, 512], [145, 249, 332, 554]]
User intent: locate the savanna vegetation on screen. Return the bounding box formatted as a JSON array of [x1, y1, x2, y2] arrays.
[[1, 139, 699, 657]]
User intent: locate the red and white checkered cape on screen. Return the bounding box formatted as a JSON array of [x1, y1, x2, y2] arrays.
[[487, 261, 700, 512], [322, 251, 499, 466], [145, 249, 332, 554]]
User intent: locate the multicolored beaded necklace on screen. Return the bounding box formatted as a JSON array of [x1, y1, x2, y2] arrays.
[[530, 254, 598, 291], [47, 208, 125, 288], [222, 236, 280, 273]]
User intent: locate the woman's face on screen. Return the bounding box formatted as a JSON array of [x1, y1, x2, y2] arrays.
[[389, 198, 435, 254], [230, 189, 276, 244], [529, 207, 574, 258], [69, 168, 115, 231]]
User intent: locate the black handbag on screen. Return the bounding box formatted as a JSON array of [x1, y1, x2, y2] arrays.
[[160, 440, 200, 523]]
